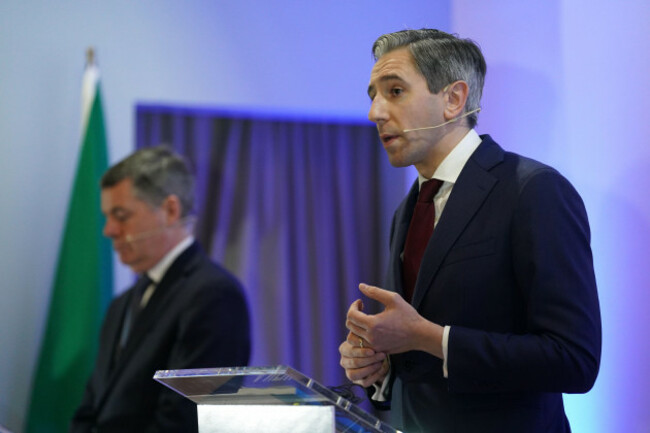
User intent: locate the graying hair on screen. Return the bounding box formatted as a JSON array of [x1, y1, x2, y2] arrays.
[[372, 29, 486, 128], [101, 145, 195, 217]]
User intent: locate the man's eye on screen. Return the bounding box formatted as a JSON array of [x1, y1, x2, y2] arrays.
[[113, 211, 132, 223], [390, 88, 403, 96]]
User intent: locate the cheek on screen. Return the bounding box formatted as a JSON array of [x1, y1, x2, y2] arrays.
[[410, 109, 434, 128], [399, 107, 425, 130], [412, 96, 440, 121]]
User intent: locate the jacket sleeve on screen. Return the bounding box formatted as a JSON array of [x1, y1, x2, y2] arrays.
[[447, 169, 601, 394]]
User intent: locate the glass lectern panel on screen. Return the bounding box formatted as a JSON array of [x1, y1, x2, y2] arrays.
[[154, 365, 400, 433]]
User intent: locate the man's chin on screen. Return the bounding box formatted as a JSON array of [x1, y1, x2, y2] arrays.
[[127, 264, 147, 274], [117, 254, 141, 272], [123, 258, 153, 274], [384, 147, 409, 167], [386, 154, 411, 168]]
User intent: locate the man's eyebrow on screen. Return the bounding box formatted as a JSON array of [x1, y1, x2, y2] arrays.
[[107, 206, 131, 217], [367, 74, 406, 98]]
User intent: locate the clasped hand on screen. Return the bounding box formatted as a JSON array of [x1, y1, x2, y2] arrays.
[[339, 283, 431, 387]]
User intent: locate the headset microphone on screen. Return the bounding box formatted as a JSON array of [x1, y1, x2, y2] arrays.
[[402, 108, 481, 133], [124, 226, 166, 244], [123, 216, 196, 244]]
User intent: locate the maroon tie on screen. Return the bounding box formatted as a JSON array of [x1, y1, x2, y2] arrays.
[[402, 179, 443, 303]]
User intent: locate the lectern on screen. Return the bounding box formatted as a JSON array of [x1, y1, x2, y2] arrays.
[[154, 365, 401, 433]]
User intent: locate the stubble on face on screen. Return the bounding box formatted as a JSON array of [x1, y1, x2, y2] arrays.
[[367, 48, 447, 174], [101, 179, 168, 273]]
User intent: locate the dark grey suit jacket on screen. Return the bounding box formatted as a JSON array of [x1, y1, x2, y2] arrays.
[[71, 241, 250, 433], [384, 135, 601, 433]]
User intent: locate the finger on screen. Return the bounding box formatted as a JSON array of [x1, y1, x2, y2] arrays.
[[341, 339, 386, 363], [363, 361, 390, 386], [359, 283, 400, 306], [344, 360, 385, 385], [347, 332, 372, 351], [340, 336, 377, 357], [347, 299, 363, 315], [339, 338, 359, 356], [340, 350, 386, 369], [345, 331, 362, 347], [345, 319, 367, 338], [346, 307, 371, 334]]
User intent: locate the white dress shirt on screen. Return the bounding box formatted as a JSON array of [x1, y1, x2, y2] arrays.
[[139, 235, 195, 308], [374, 129, 482, 399], [418, 129, 481, 377]]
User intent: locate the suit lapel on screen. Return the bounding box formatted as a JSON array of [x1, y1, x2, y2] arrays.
[[411, 137, 504, 309], [95, 242, 201, 412], [94, 291, 136, 412], [97, 295, 129, 386], [389, 180, 420, 298], [119, 242, 200, 361]]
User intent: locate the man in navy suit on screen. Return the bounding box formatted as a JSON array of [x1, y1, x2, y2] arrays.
[[71, 146, 250, 433], [339, 29, 601, 432]]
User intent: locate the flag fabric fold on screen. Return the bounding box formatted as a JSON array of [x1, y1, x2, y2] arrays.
[[25, 54, 112, 433]]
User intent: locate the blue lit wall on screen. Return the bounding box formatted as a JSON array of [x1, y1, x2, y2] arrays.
[[1, 0, 648, 431], [453, 1, 650, 431]]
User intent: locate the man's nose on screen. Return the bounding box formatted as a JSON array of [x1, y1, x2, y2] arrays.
[[103, 219, 118, 238], [368, 96, 388, 125]]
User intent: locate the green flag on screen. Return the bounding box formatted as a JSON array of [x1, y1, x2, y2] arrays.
[[25, 51, 113, 433]]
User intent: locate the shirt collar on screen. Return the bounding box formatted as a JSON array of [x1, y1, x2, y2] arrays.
[[418, 129, 482, 187], [145, 235, 194, 284]]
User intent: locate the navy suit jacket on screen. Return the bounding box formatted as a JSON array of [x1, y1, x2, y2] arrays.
[[71, 242, 251, 433], [384, 135, 601, 433]]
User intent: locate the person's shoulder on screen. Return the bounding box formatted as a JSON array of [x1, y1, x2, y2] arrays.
[[499, 153, 585, 211], [508, 152, 557, 179], [478, 135, 577, 195], [190, 250, 245, 292], [479, 135, 553, 173], [204, 257, 241, 281]]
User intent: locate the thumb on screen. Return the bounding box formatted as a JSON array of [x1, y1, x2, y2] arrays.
[[358, 283, 396, 306]]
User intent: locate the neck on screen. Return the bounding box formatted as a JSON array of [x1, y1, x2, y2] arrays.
[[415, 125, 470, 178], [165, 227, 191, 252], [145, 228, 190, 270]]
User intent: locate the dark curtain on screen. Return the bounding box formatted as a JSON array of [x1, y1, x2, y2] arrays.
[[136, 104, 406, 388]]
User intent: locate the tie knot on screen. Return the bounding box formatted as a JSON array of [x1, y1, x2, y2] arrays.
[[141, 273, 153, 285], [418, 179, 443, 203], [135, 274, 153, 295]]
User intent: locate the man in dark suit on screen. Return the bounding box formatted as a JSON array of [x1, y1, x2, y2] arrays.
[[71, 146, 251, 433], [339, 29, 601, 432]]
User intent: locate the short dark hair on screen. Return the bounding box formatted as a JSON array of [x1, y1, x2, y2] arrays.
[[101, 145, 195, 217], [372, 29, 486, 128]]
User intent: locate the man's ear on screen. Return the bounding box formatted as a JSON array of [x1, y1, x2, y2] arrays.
[[162, 194, 183, 224], [443, 80, 469, 120]]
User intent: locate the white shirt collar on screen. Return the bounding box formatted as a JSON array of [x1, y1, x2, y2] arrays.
[[145, 235, 194, 283], [418, 129, 482, 187]]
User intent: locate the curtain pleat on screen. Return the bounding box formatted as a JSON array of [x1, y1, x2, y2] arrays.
[[136, 105, 406, 388]]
